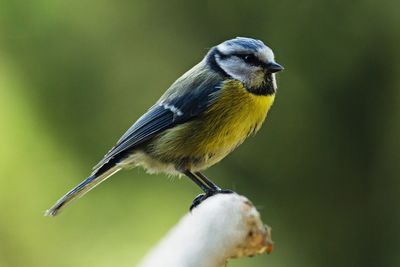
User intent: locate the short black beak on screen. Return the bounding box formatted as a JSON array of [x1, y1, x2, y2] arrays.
[[266, 62, 284, 73]]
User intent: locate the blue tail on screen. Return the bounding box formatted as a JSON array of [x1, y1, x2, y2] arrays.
[[45, 166, 120, 216]]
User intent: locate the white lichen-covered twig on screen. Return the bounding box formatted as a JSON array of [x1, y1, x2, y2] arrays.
[[138, 193, 273, 267]]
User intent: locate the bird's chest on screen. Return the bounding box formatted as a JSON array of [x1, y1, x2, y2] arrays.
[[195, 81, 275, 156], [149, 81, 275, 171]]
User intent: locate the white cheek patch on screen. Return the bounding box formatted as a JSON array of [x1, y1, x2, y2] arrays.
[[216, 56, 265, 87], [216, 57, 238, 78], [216, 56, 249, 83]]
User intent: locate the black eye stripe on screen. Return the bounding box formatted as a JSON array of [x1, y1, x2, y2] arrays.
[[214, 49, 264, 67], [232, 53, 262, 65]]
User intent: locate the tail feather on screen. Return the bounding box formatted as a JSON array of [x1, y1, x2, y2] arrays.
[[45, 166, 121, 217]]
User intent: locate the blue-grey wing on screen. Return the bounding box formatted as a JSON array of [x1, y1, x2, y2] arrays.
[[92, 75, 223, 174]]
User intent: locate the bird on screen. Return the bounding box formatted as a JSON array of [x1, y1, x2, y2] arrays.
[[45, 37, 284, 216]]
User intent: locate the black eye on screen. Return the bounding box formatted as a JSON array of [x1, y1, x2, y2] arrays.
[[238, 54, 258, 64]]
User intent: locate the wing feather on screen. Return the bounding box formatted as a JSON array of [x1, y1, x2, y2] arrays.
[[92, 67, 224, 174], [92, 105, 175, 173]]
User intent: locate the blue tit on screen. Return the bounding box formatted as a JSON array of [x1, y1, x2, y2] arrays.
[[45, 37, 284, 216]]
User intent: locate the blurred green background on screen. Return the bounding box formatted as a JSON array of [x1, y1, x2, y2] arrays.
[[1, 0, 399, 266]]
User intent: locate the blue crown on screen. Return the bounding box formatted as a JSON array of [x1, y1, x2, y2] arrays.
[[222, 37, 265, 52]]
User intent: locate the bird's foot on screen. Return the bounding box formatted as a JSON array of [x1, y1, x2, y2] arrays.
[[189, 189, 234, 211], [218, 189, 234, 194]]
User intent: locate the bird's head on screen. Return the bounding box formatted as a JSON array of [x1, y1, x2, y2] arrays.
[[207, 37, 283, 95]]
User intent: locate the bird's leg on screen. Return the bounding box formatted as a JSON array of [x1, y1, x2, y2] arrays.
[[183, 170, 214, 210], [195, 172, 234, 194], [184, 170, 234, 210], [194, 171, 221, 191], [183, 170, 211, 193], [195, 172, 234, 195]]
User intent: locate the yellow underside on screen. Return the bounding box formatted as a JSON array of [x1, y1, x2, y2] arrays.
[[151, 80, 275, 170]]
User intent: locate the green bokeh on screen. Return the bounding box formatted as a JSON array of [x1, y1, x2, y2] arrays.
[[1, 1, 399, 266]]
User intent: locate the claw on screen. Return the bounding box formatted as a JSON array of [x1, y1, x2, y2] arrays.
[[219, 189, 234, 194], [189, 189, 235, 211], [190, 192, 212, 211]]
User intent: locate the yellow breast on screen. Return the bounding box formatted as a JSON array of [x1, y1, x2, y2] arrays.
[[197, 80, 275, 154], [152, 80, 275, 170]]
